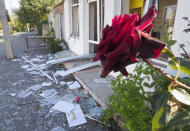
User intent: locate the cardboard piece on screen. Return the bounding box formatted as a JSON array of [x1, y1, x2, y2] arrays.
[[66, 104, 87, 127]]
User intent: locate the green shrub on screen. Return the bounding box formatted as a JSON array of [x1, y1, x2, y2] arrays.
[[49, 39, 66, 54]]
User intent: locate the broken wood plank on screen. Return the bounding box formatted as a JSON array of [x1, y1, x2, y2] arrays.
[[59, 61, 101, 77], [46, 54, 95, 65], [22, 56, 54, 81]]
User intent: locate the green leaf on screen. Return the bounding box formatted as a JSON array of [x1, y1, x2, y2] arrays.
[[143, 82, 150, 88], [169, 57, 190, 75], [167, 40, 177, 47], [152, 107, 164, 131], [169, 88, 190, 105], [162, 47, 180, 66]]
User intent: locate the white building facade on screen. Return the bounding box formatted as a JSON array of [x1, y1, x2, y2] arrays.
[[51, 0, 190, 58]]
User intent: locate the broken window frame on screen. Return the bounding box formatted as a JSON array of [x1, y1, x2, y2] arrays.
[[161, 5, 177, 40], [72, 0, 80, 37]]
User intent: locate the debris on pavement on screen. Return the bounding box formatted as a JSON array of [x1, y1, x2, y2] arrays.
[[54, 70, 65, 77], [66, 104, 87, 128], [17, 90, 34, 99], [58, 61, 101, 77], [52, 72, 58, 84], [43, 95, 62, 105], [27, 84, 43, 92], [62, 94, 75, 103], [8, 93, 17, 97], [68, 81, 81, 90], [40, 89, 57, 98], [51, 126, 66, 131], [52, 101, 75, 114], [59, 81, 66, 86], [46, 54, 95, 65], [41, 82, 52, 87], [75, 96, 80, 103], [21, 65, 29, 70], [85, 115, 109, 126], [22, 56, 54, 81], [89, 107, 103, 119], [31, 58, 41, 63]]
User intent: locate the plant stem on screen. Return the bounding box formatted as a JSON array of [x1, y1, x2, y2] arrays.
[[144, 59, 190, 90]]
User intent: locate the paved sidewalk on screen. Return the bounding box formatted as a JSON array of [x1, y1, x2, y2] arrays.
[[0, 33, 106, 131]]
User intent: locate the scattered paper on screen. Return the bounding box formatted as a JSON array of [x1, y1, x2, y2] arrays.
[[55, 70, 65, 77], [59, 81, 66, 86], [68, 81, 81, 90], [62, 94, 75, 103], [52, 101, 74, 114], [41, 82, 52, 87], [17, 90, 34, 99], [94, 78, 110, 84], [27, 84, 43, 92], [66, 104, 87, 127], [40, 89, 57, 99]]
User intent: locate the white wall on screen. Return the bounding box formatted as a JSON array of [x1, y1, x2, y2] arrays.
[[172, 0, 190, 56], [104, 0, 122, 26], [64, 0, 89, 55]]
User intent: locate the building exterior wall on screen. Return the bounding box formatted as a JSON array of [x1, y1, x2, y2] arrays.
[[172, 0, 190, 56], [63, 0, 122, 55]]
